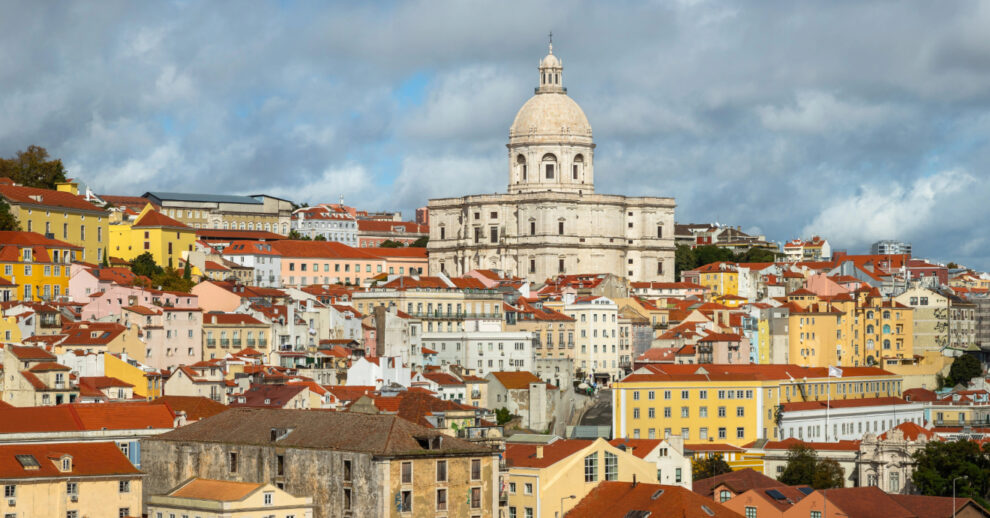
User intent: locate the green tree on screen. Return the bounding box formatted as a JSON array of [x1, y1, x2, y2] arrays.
[[912, 439, 990, 507], [674, 244, 697, 277], [410, 235, 429, 248], [182, 260, 191, 280], [379, 240, 404, 248], [152, 267, 194, 293], [313, 234, 327, 241], [495, 407, 513, 425], [694, 245, 736, 267], [692, 453, 732, 481], [735, 247, 778, 263], [101, 249, 110, 267], [0, 198, 20, 231], [947, 355, 983, 387], [947, 262, 959, 269], [779, 445, 844, 489], [0, 145, 68, 189], [129, 252, 163, 278]]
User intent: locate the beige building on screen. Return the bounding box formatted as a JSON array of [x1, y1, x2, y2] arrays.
[[427, 43, 675, 283], [503, 437, 658, 518], [147, 478, 314, 518], [354, 275, 503, 334], [143, 192, 293, 234], [0, 442, 143, 518], [2, 345, 78, 406]]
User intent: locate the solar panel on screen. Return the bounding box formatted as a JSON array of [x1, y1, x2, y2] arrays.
[[798, 487, 814, 495], [765, 489, 787, 500]]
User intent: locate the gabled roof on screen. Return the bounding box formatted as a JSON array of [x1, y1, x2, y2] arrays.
[[692, 468, 783, 497], [489, 371, 546, 390], [0, 442, 141, 480], [132, 207, 191, 229], [152, 408, 492, 456], [150, 396, 228, 422], [505, 439, 593, 468], [570, 481, 740, 518], [169, 477, 264, 502], [0, 402, 174, 434], [0, 182, 105, 213]]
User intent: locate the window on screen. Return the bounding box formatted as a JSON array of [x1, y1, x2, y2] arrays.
[[471, 458, 481, 480], [811, 512, 822, 518], [343, 459, 352, 482], [718, 406, 726, 417], [584, 452, 598, 482], [718, 427, 727, 439], [699, 390, 707, 399], [400, 490, 412, 512], [633, 391, 640, 400], [228, 451, 238, 473], [119, 480, 130, 493], [558, 221, 564, 235], [402, 461, 412, 484], [490, 226, 499, 243], [436, 460, 447, 482], [471, 487, 481, 509], [720, 490, 731, 503], [436, 488, 447, 511], [67, 512, 78, 518], [737, 427, 745, 439], [263, 491, 273, 505], [605, 451, 618, 481], [681, 407, 689, 418], [745, 506, 757, 518], [647, 391, 655, 400], [676, 467, 683, 483], [66, 481, 77, 495], [524, 483, 533, 495], [344, 488, 352, 510], [890, 472, 900, 493], [737, 407, 745, 417]]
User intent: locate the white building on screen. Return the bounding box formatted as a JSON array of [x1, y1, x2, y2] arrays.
[[346, 356, 410, 389], [427, 43, 676, 283], [221, 240, 283, 287], [778, 397, 927, 442], [561, 295, 622, 385], [291, 205, 358, 245], [421, 320, 534, 377]]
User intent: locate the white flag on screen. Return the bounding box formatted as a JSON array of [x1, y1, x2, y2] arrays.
[[828, 365, 843, 378]]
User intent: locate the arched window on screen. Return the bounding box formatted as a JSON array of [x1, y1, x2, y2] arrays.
[[573, 154, 584, 180], [239, 222, 246, 230], [882, 324, 891, 334], [223, 222, 229, 230], [542, 153, 557, 180], [248, 222, 254, 231], [517, 154, 527, 181], [883, 339, 891, 350], [866, 325, 875, 334], [265, 223, 271, 232], [883, 311, 890, 319], [866, 311, 874, 319], [281, 223, 288, 234]]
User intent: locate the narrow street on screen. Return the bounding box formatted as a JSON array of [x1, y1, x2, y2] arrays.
[[577, 389, 613, 427]]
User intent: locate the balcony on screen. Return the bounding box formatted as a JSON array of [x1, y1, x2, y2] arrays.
[[258, 339, 268, 348], [471, 390, 482, 399], [206, 339, 217, 348], [247, 339, 256, 347], [220, 339, 230, 347], [232, 340, 242, 348]]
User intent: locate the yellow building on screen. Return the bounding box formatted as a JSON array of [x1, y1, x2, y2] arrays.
[[0, 178, 109, 263], [0, 231, 78, 301], [756, 318, 771, 364], [110, 204, 197, 268], [504, 437, 658, 518], [612, 364, 903, 446], [504, 299, 576, 360], [785, 289, 915, 367], [693, 262, 739, 299], [105, 352, 163, 399], [146, 478, 314, 518], [0, 442, 143, 518]]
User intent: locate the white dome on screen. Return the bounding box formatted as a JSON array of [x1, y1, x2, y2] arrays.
[[509, 92, 591, 140], [540, 52, 561, 69]]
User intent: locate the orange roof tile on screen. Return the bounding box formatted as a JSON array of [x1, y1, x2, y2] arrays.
[[170, 478, 263, 501]]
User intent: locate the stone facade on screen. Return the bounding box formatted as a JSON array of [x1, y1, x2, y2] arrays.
[[141, 409, 499, 518], [428, 44, 675, 283]]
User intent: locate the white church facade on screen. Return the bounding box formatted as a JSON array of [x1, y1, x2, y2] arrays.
[[427, 43, 676, 283]]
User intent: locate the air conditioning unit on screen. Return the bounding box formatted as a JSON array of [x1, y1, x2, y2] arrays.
[[70, 495, 78, 502], [7, 498, 15, 506]]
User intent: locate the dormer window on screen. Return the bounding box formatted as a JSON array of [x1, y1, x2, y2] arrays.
[[60, 456, 72, 472]]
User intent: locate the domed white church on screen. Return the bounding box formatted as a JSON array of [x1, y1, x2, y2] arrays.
[[427, 43, 676, 282]]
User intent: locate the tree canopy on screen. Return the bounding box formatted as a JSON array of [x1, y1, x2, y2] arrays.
[[778, 445, 844, 489], [912, 439, 990, 507], [379, 239, 405, 248], [410, 235, 429, 248], [674, 244, 780, 277], [0, 145, 68, 189], [947, 355, 983, 387], [692, 453, 732, 481], [129, 252, 193, 292], [0, 199, 19, 231]]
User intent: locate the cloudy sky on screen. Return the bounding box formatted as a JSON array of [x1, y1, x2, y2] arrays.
[[2, 1, 989, 268]]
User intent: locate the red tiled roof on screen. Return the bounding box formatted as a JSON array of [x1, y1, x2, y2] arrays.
[[0, 183, 105, 213], [28, 362, 71, 372], [622, 363, 894, 383], [132, 208, 190, 229], [150, 396, 228, 421], [505, 439, 593, 468], [422, 372, 464, 386], [0, 442, 140, 479], [490, 371, 546, 390], [879, 421, 935, 441], [270, 240, 384, 260], [356, 220, 428, 234], [6, 345, 57, 361], [0, 402, 174, 433], [758, 437, 860, 451], [607, 438, 662, 459], [782, 396, 907, 412], [569, 481, 741, 518], [684, 443, 745, 453], [692, 468, 784, 497], [203, 313, 265, 325]]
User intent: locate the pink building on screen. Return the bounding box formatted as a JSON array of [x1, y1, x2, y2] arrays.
[[697, 332, 751, 364], [81, 284, 198, 321], [122, 305, 203, 371]]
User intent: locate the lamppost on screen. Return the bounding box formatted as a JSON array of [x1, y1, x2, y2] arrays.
[[559, 494, 576, 518], [953, 476, 967, 518]]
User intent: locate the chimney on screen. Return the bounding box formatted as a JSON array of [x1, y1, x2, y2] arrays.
[[535, 446, 544, 459]]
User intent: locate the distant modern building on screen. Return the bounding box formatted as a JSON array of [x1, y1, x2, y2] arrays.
[[872, 240, 912, 256], [142, 191, 294, 234], [427, 43, 675, 283]]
